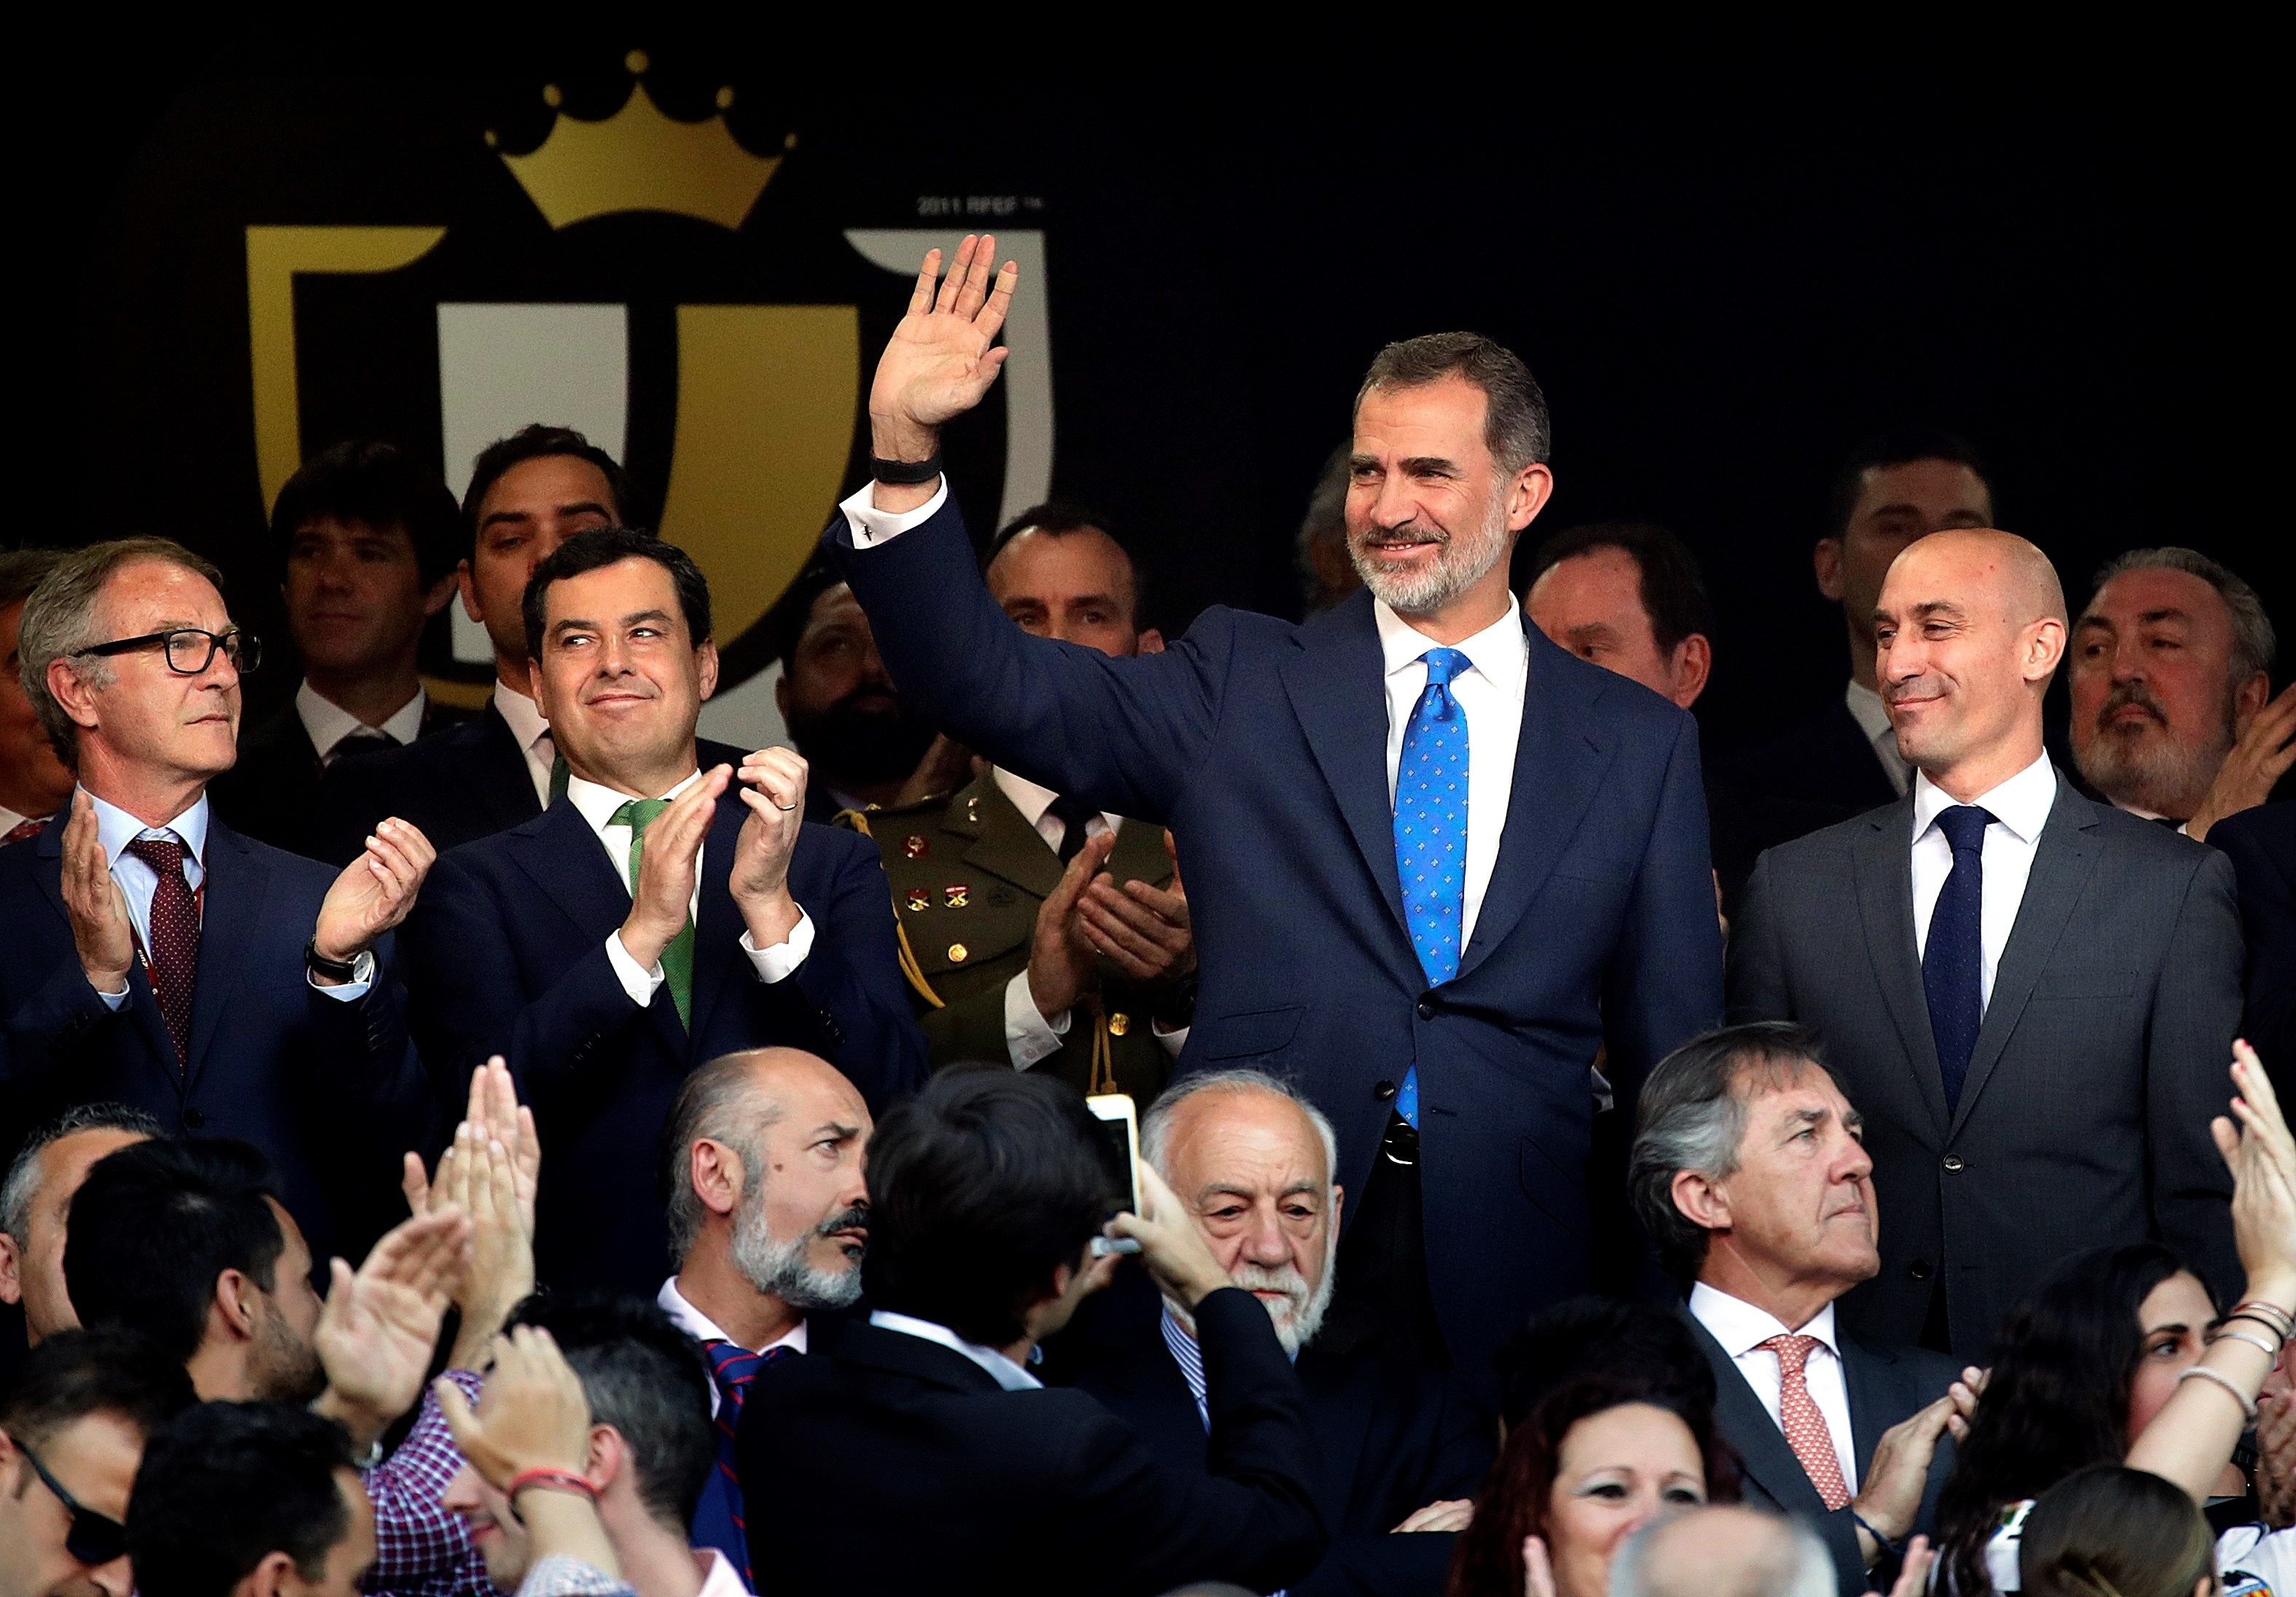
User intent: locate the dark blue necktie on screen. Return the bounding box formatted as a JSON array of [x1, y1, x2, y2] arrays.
[[1393, 647, 1472, 1131], [690, 1339, 793, 1583], [1922, 805, 1996, 1113]]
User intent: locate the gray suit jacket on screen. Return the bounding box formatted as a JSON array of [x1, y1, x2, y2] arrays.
[[1684, 1308, 1959, 1597], [1727, 774, 2242, 1358]]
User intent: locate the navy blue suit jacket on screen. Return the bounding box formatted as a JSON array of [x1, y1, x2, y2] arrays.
[[0, 813, 433, 1264], [833, 498, 1723, 1398], [401, 796, 928, 1294]]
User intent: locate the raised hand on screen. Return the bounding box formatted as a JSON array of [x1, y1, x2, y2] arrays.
[[1028, 829, 1117, 1019], [731, 748, 807, 946], [312, 1206, 471, 1449], [868, 235, 1020, 463], [1852, 1390, 1972, 1562], [1521, 1534, 1557, 1597], [1079, 870, 1195, 986], [2190, 683, 2296, 841], [618, 769, 726, 970], [436, 1326, 619, 1576], [314, 817, 436, 973], [2213, 1039, 2296, 1311], [1106, 1159, 1233, 1312], [1865, 1534, 1934, 1597], [1391, 1499, 1474, 1534], [59, 790, 134, 992]]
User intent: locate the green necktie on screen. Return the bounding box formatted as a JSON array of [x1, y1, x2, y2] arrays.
[[548, 752, 570, 805], [613, 798, 693, 1029]]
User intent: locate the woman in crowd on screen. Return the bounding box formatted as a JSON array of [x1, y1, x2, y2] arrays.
[[1938, 1042, 2296, 1594], [2016, 1465, 2220, 1597]]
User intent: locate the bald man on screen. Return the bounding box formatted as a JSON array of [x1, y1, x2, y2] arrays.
[[1611, 1505, 1835, 1597], [656, 1045, 871, 1577], [1729, 529, 2242, 1360]]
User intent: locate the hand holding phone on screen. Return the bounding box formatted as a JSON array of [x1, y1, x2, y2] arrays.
[[1106, 1160, 1232, 1311], [1086, 1094, 1144, 1254]]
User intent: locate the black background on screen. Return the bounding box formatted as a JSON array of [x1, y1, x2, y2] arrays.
[[27, 28, 2287, 756]]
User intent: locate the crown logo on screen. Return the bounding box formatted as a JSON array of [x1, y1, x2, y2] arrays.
[[492, 52, 787, 232]]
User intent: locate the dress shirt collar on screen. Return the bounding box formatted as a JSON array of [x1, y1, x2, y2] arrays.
[[693, 1547, 754, 1597], [87, 788, 208, 869], [294, 679, 425, 758], [1372, 597, 1530, 698], [656, 1276, 808, 1357], [868, 1309, 1041, 1392], [492, 683, 551, 753], [1688, 1281, 1842, 1359], [0, 804, 34, 838], [565, 767, 704, 835], [1844, 678, 1894, 745], [991, 766, 1119, 833], [1911, 750, 2056, 846]]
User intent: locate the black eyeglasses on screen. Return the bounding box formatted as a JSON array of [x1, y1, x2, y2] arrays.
[[72, 627, 261, 677], [18, 1440, 129, 1565]]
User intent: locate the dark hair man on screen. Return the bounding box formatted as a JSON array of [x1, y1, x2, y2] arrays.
[[404, 527, 926, 1295], [1721, 429, 1996, 852], [0, 1102, 161, 1344], [1523, 522, 1713, 710], [1729, 530, 2244, 1360], [0, 1328, 194, 1597], [738, 1067, 1327, 1597], [856, 501, 1195, 1100], [0, 537, 436, 1267], [1056, 1069, 1494, 1597], [2070, 547, 2292, 839], [326, 424, 643, 860], [125, 1401, 374, 1597], [209, 439, 469, 859], [822, 239, 1720, 1405], [1, 549, 73, 845], [1630, 1024, 1970, 1596], [658, 1046, 871, 1576], [444, 1295, 728, 1597]]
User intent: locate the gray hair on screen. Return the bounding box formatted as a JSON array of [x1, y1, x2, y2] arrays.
[[1628, 1023, 1835, 1283], [1611, 1506, 1833, 1597], [1357, 331, 1552, 472], [0, 1102, 165, 1241], [16, 538, 225, 768], [2090, 546, 2276, 684], [659, 1053, 786, 1262], [1141, 1069, 1340, 1190]]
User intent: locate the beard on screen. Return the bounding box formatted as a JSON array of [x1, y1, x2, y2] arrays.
[[2075, 680, 2238, 820], [1348, 494, 1511, 617], [1168, 1227, 1339, 1357], [731, 1194, 866, 1314], [254, 1303, 327, 1405], [783, 689, 936, 787]]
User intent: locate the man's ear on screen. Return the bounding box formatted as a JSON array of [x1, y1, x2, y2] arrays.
[[526, 656, 547, 710], [1813, 538, 1846, 603], [1506, 463, 1555, 533], [1668, 635, 1713, 710], [213, 1268, 260, 1342], [243, 1549, 300, 1597], [1136, 627, 1165, 655], [45, 658, 101, 734], [422, 570, 460, 619], [457, 558, 484, 624], [689, 1138, 744, 1220], [2023, 617, 2068, 685], [1670, 1169, 1731, 1236], [586, 1423, 624, 1495], [696, 638, 720, 704], [0, 1233, 21, 1306], [1331, 1185, 1345, 1237], [2235, 671, 2273, 731]]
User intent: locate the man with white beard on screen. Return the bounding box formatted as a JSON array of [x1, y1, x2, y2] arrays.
[[656, 1046, 871, 1580], [1051, 1069, 1495, 1597]]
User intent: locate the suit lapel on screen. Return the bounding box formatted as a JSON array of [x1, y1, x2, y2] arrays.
[[1839, 1333, 1896, 1467], [1949, 779, 2104, 1140], [1277, 594, 1412, 945], [1460, 625, 1617, 978], [1685, 1310, 1834, 1518], [186, 823, 270, 1088], [1852, 801, 1949, 1139]]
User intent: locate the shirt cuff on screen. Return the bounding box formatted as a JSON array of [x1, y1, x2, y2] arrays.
[[307, 951, 375, 1002], [1004, 970, 1072, 1070], [607, 933, 665, 1008], [838, 477, 950, 549], [95, 979, 130, 1011], [1154, 1022, 1190, 1059], [739, 910, 816, 984]]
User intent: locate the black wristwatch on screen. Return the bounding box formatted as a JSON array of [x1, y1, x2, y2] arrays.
[[868, 452, 943, 486], [304, 938, 361, 983]]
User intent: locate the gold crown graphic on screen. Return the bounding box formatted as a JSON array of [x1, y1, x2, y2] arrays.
[[492, 51, 788, 231]]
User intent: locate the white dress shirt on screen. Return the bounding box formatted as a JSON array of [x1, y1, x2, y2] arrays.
[[1689, 1282, 1861, 1494], [0, 804, 39, 840], [562, 770, 815, 1008], [492, 685, 557, 809], [85, 790, 371, 1005], [294, 680, 426, 766], [1908, 753, 2057, 1013], [693, 1548, 753, 1597], [1845, 680, 1911, 797], [656, 1276, 807, 1417], [868, 1309, 1041, 1392]]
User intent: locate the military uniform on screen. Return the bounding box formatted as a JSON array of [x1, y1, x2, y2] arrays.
[[840, 771, 1188, 1102]]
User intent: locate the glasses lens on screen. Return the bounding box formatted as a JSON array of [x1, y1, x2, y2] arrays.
[[163, 630, 216, 673], [233, 632, 262, 672], [65, 1507, 129, 1566]]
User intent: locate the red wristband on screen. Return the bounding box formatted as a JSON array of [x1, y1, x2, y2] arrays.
[[507, 1467, 597, 1502]]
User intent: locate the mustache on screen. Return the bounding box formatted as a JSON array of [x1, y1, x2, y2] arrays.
[[1357, 521, 1450, 549], [1228, 1262, 1310, 1304], [2098, 680, 2169, 729], [817, 1203, 869, 1238]]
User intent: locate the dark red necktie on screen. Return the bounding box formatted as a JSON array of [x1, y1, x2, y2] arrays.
[[2, 817, 44, 846], [125, 836, 199, 1064]]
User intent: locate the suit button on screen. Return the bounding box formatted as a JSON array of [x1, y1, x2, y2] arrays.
[[1373, 1080, 1398, 1102], [1943, 1155, 1965, 1172], [183, 1108, 207, 1129], [1416, 999, 1437, 1020], [1909, 1259, 1933, 1282]]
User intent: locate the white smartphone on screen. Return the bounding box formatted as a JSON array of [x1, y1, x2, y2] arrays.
[[1085, 1093, 1144, 1255]]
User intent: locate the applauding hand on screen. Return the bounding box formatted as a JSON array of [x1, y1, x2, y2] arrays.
[[314, 817, 436, 975]]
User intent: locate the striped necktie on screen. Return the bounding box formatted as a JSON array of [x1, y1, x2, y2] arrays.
[[691, 1340, 793, 1583]]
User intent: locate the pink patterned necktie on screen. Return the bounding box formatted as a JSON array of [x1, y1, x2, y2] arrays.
[[125, 836, 200, 1065], [1760, 1333, 1851, 1510]]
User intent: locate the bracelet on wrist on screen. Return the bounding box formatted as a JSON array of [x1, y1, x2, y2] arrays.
[[2234, 1300, 2296, 1336], [2221, 1310, 2290, 1345], [1851, 1509, 1903, 1562], [868, 452, 943, 486], [507, 1467, 598, 1502], [2211, 1325, 2284, 1360], [2179, 1363, 2261, 1422]]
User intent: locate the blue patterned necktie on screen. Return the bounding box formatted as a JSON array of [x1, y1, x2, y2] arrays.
[[691, 1339, 794, 1583], [1393, 647, 1472, 1130], [1922, 804, 1996, 1113]]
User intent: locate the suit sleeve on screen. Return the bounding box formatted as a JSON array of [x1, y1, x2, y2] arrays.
[[2150, 848, 2245, 1303], [0, 957, 133, 1096], [1600, 713, 1726, 1108], [831, 496, 1224, 823], [302, 932, 436, 1156], [1726, 849, 1792, 1024], [1057, 1287, 1327, 1594], [1293, 1371, 1496, 1597], [766, 831, 931, 1107]]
